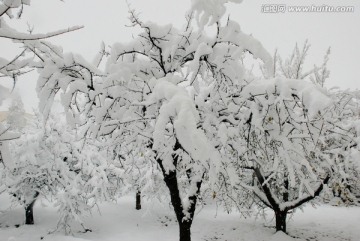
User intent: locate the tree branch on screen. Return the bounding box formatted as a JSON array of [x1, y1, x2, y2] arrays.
[[0, 26, 84, 40]]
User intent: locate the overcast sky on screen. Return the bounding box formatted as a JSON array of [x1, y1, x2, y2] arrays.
[[1, 0, 359, 112]]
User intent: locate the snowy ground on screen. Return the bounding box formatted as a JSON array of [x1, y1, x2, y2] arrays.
[[1, 195, 359, 241]]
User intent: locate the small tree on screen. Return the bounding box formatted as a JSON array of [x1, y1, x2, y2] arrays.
[[215, 44, 359, 233], [4, 114, 53, 225], [6, 95, 27, 130], [238, 79, 334, 232], [4, 113, 114, 230]]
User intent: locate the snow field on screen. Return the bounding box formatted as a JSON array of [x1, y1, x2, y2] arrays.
[[1, 194, 360, 241]]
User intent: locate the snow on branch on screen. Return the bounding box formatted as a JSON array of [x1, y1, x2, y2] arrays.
[[147, 76, 222, 174], [216, 20, 274, 77], [0, 25, 84, 40], [241, 77, 332, 118], [0, 0, 30, 18], [190, 0, 243, 29]]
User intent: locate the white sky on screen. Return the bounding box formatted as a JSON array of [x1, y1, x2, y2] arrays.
[[1, 0, 359, 112]]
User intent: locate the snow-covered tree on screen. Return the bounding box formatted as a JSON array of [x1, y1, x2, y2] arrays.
[[213, 45, 360, 233], [3, 113, 115, 231], [323, 89, 360, 206], [5, 94, 27, 130], [33, 0, 275, 239], [235, 79, 335, 232], [1, 113, 44, 224]]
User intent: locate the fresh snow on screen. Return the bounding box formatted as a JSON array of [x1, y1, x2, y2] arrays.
[[191, 0, 243, 29], [241, 78, 332, 118], [1, 194, 359, 241]]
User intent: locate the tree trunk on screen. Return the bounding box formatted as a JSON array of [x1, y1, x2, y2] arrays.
[[25, 191, 39, 225], [179, 221, 192, 241], [135, 190, 141, 210], [275, 210, 287, 233], [163, 170, 193, 241], [283, 177, 289, 202], [155, 140, 203, 241], [25, 202, 35, 225], [157, 161, 198, 241]]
